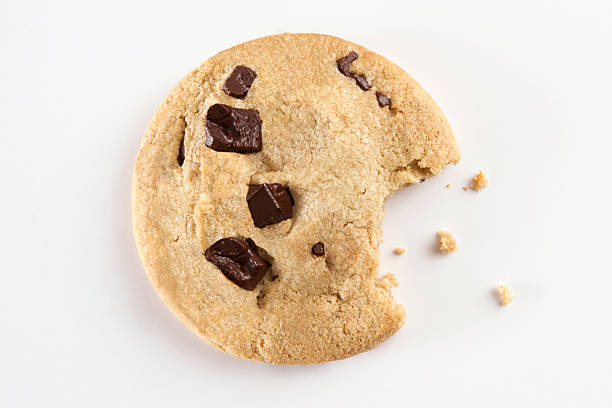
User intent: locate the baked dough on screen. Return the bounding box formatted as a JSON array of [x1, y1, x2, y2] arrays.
[[132, 33, 460, 364]]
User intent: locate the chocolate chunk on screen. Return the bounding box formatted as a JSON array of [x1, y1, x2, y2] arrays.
[[177, 138, 185, 166], [246, 183, 293, 228], [337, 51, 358, 77], [205, 104, 262, 153], [353, 74, 370, 91], [223, 65, 257, 99], [204, 237, 270, 290], [376, 92, 391, 107], [336, 51, 370, 91], [312, 242, 325, 256]]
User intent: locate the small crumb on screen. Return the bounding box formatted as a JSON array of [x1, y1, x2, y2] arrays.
[[470, 170, 488, 191], [376, 272, 400, 291], [384, 272, 400, 287], [446, 184, 451, 188], [497, 284, 514, 306], [393, 247, 405, 255], [437, 231, 457, 254], [462, 186, 469, 191]]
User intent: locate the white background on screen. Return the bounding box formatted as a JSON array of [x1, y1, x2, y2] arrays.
[[1, 0, 611, 406]]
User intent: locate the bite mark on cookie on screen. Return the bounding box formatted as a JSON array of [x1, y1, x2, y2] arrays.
[[389, 160, 433, 187], [376, 272, 400, 292]]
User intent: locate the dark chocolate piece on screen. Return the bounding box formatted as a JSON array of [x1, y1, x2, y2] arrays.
[[204, 104, 262, 153], [312, 242, 325, 256], [246, 183, 293, 228], [204, 237, 270, 290], [223, 66, 257, 99], [353, 74, 370, 91], [336, 51, 370, 91], [336, 51, 358, 77], [376, 92, 391, 107], [177, 138, 185, 166]]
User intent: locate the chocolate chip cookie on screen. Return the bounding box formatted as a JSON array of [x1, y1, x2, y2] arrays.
[[132, 33, 460, 364]]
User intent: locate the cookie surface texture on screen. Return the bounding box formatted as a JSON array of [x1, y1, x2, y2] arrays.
[[132, 33, 460, 364]]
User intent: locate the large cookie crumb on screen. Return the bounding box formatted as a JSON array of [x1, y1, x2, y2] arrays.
[[470, 170, 488, 191], [394, 247, 405, 255], [497, 284, 514, 305], [376, 272, 400, 291], [437, 231, 457, 253]]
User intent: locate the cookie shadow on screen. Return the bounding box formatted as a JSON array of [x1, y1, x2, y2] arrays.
[[490, 287, 502, 307]]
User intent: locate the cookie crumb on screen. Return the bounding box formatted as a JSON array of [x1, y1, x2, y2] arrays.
[[437, 231, 457, 254], [497, 284, 514, 305], [462, 186, 469, 191], [446, 184, 451, 188], [470, 170, 488, 191], [376, 272, 400, 291], [393, 247, 405, 255], [384, 272, 399, 287]]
